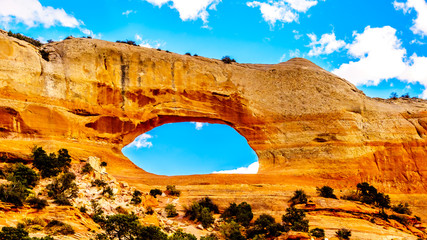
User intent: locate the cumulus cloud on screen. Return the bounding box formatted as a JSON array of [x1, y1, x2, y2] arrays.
[[0, 0, 80, 28], [394, 0, 427, 36], [135, 34, 164, 49], [307, 32, 346, 56], [212, 162, 259, 174], [128, 133, 153, 148], [246, 0, 320, 27], [144, 0, 221, 24], [191, 122, 208, 130], [332, 26, 427, 96]]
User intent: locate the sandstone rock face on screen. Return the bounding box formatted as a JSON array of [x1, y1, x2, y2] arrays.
[[0, 30, 427, 192]]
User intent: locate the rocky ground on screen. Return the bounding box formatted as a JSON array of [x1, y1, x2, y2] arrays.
[[0, 157, 426, 239]]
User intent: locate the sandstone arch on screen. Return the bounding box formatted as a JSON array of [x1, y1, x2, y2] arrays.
[[0, 31, 427, 192]]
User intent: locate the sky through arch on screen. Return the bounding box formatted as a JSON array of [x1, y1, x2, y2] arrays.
[[122, 122, 259, 176]]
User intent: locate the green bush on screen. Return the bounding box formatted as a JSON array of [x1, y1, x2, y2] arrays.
[[221, 202, 253, 226], [184, 202, 214, 228], [392, 202, 412, 215], [146, 206, 154, 215], [310, 228, 325, 239], [102, 186, 114, 197], [165, 185, 180, 197], [135, 225, 167, 240], [47, 172, 78, 206], [282, 207, 309, 232], [6, 163, 39, 188], [289, 189, 308, 206], [81, 163, 93, 174], [131, 190, 142, 205], [168, 229, 197, 240], [7, 31, 42, 47], [198, 197, 219, 214], [26, 196, 48, 209], [165, 204, 178, 218], [316, 186, 337, 199], [221, 56, 236, 64], [150, 188, 162, 198], [92, 179, 107, 188], [79, 206, 87, 213], [32, 147, 71, 178], [0, 181, 29, 206], [336, 228, 351, 240], [100, 161, 108, 167], [219, 221, 245, 240], [247, 214, 284, 238], [103, 214, 139, 240]]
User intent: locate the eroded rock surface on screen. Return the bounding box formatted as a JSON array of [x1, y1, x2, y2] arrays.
[[0, 30, 427, 192]]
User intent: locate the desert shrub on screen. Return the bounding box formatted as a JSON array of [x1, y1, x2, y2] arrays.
[[32, 147, 71, 178], [310, 228, 325, 239], [92, 179, 107, 188], [221, 56, 236, 64], [247, 214, 284, 239], [184, 202, 214, 228], [0, 226, 29, 240], [26, 196, 48, 209], [282, 207, 309, 232], [7, 31, 42, 47], [79, 206, 87, 213], [135, 225, 167, 240], [401, 93, 410, 98], [316, 186, 337, 199], [336, 228, 351, 240], [18, 217, 47, 233], [220, 221, 245, 240], [165, 204, 178, 218], [289, 189, 308, 206], [150, 188, 162, 198], [102, 186, 114, 197], [91, 200, 105, 224], [390, 92, 398, 99], [221, 202, 253, 226], [47, 172, 78, 206], [81, 163, 93, 174], [146, 206, 154, 215], [0, 181, 29, 206], [100, 161, 107, 167], [168, 229, 197, 240], [116, 40, 137, 46], [193, 54, 198, 56], [198, 197, 219, 214], [356, 182, 390, 209], [6, 163, 39, 188], [185, 52, 191, 56], [131, 190, 142, 205], [45, 220, 75, 235], [392, 202, 412, 215], [165, 185, 181, 197], [103, 214, 139, 240], [200, 233, 219, 240]]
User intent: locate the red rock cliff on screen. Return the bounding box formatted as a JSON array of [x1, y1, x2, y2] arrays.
[[0, 31, 426, 192]]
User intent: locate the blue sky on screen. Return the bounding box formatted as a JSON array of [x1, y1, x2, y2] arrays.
[[2, 0, 427, 174]]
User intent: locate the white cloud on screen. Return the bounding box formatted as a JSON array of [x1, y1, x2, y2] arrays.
[[394, 0, 427, 36], [144, 0, 221, 24], [135, 34, 164, 49], [213, 162, 259, 174], [332, 26, 427, 95], [246, 0, 320, 27], [122, 10, 136, 16], [191, 122, 208, 130], [0, 0, 80, 28], [293, 29, 303, 39], [128, 133, 153, 148], [307, 32, 346, 56]]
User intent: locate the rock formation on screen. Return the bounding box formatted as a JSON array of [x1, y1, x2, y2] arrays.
[[0, 30, 426, 192]]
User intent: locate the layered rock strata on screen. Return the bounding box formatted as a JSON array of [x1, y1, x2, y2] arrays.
[[0, 30, 426, 192]]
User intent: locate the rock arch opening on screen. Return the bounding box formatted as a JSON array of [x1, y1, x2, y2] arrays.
[[122, 122, 259, 176]]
